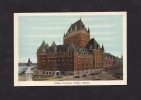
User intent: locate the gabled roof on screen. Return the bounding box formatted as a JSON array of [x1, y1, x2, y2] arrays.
[[67, 19, 87, 34], [40, 40, 46, 47], [72, 19, 84, 27], [51, 41, 56, 46], [85, 38, 99, 49], [47, 45, 67, 52], [56, 45, 66, 52], [105, 52, 115, 58], [76, 48, 91, 55], [68, 42, 75, 51], [37, 41, 48, 53]]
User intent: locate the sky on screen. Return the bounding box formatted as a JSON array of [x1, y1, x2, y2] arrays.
[[19, 14, 123, 63]]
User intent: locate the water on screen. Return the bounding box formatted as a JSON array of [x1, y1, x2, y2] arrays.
[[18, 65, 37, 74]]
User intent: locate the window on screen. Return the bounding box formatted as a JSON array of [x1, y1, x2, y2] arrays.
[[42, 60, 45, 62], [75, 25, 77, 31]]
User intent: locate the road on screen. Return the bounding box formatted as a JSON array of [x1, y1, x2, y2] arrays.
[[19, 70, 121, 81], [48, 71, 120, 81]]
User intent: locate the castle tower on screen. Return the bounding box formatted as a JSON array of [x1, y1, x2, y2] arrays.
[[37, 40, 48, 70], [64, 19, 90, 48], [85, 38, 104, 69]]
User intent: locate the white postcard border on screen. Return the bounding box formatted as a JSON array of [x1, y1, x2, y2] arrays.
[[14, 12, 127, 86]]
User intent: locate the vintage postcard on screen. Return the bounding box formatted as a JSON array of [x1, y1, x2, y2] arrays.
[[14, 12, 127, 86]]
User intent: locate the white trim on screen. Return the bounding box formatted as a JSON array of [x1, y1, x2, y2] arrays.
[[14, 12, 127, 86]]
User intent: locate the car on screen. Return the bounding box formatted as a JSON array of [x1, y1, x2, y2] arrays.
[[94, 78, 101, 80], [82, 74, 86, 77], [90, 73, 94, 75], [74, 76, 80, 78]]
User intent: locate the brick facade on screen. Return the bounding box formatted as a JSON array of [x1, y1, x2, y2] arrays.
[[104, 53, 119, 70], [36, 19, 119, 76]]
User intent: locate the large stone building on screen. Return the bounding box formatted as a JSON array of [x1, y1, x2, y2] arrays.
[[35, 19, 120, 76]]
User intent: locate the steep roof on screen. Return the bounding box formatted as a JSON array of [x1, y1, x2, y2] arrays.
[[37, 41, 48, 53], [47, 45, 67, 52], [76, 48, 91, 55], [85, 38, 99, 49], [105, 52, 115, 58], [56, 45, 66, 52], [67, 19, 87, 33], [102, 44, 104, 51], [67, 42, 75, 51], [51, 41, 56, 46]]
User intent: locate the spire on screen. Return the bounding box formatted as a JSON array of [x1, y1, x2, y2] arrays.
[[64, 33, 66, 37], [121, 54, 123, 59], [28, 58, 30, 63], [41, 40, 46, 47], [46, 43, 49, 47], [27, 58, 33, 66], [37, 40, 47, 53], [88, 27, 90, 33], [102, 44, 104, 51], [52, 41, 56, 46]]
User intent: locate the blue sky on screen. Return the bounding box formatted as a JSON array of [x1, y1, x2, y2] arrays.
[[19, 15, 123, 63]]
